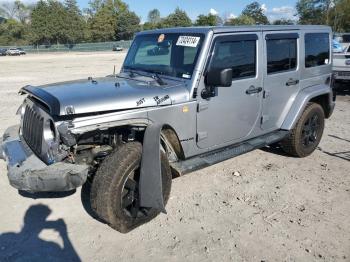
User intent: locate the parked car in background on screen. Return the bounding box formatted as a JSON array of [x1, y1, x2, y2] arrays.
[[17, 48, 26, 55], [333, 43, 350, 85], [6, 48, 20, 56], [0, 48, 7, 56], [334, 33, 350, 49], [112, 45, 123, 51]]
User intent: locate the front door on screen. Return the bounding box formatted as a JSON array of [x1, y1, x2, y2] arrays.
[[261, 32, 301, 131], [197, 33, 263, 149]]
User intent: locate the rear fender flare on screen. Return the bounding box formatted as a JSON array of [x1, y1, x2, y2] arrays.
[[281, 84, 333, 130]]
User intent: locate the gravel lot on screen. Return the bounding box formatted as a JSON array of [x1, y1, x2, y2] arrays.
[[0, 52, 349, 262]]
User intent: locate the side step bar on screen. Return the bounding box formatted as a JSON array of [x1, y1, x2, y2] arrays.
[[171, 130, 289, 176]]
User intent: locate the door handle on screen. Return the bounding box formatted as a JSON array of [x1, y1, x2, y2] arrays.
[[286, 79, 299, 86], [246, 86, 263, 95]]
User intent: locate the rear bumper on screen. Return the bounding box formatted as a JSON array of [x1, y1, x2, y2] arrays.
[[0, 125, 88, 192], [333, 70, 350, 80]]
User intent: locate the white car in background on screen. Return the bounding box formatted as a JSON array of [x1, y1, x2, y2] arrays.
[[334, 33, 350, 49], [6, 48, 21, 56], [333, 42, 350, 85]]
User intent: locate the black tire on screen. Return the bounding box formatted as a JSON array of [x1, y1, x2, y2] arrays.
[[89, 142, 172, 233], [281, 102, 325, 157]]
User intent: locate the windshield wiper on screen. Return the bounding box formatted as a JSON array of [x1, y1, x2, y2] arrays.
[[126, 69, 167, 86], [150, 72, 166, 86]]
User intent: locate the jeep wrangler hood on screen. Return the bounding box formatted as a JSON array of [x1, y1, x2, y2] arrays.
[[20, 76, 189, 116]]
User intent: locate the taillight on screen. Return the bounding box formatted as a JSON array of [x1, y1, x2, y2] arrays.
[[328, 75, 337, 101]]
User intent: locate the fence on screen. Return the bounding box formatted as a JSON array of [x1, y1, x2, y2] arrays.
[[0, 40, 132, 53]]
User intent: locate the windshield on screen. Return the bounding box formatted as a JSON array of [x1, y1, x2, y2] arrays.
[[333, 40, 344, 53], [335, 35, 350, 43], [342, 35, 350, 43], [123, 33, 205, 79]]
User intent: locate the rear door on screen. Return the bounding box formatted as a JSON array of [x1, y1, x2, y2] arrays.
[[261, 32, 301, 131]]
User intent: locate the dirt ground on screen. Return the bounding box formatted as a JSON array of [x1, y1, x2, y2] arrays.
[[0, 52, 349, 262]]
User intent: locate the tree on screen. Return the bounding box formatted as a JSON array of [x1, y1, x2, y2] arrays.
[[162, 7, 192, 28], [0, 0, 31, 23], [148, 8, 160, 24], [88, 4, 116, 41], [143, 8, 161, 31], [296, 0, 332, 25], [88, 0, 128, 42], [0, 18, 28, 45], [143, 22, 155, 31], [83, 0, 103, 18], [63, 0, 86, 43], [241, 1, 269, 24], [225, 15, 256, 26], [273, 18, 295, 25], [329, 0, 350, 32], [195, 13, 221, 26], [30, 0, 71, 45], [115, 10, 140, 40]]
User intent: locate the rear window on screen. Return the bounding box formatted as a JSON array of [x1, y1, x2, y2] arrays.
[[267, 38, 297, 74], [305, 33, 330, 68]]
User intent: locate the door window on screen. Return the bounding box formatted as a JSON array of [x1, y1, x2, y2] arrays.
[[305, 33, 330, 68], [267, 38, 297, 74], [210, 39, 256, 80]]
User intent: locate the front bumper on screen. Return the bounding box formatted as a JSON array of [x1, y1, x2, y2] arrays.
[[0, 125, 88, 192]]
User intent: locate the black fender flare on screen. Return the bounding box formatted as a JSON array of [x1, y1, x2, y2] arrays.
[[139, 122, 166, 213]]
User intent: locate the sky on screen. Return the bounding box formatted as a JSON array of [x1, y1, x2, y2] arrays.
[[0, 0, 298, 22], [76, 0, 298, 22]]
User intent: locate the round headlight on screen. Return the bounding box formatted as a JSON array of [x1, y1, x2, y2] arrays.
[[16, 104, 26, 116], [21, 105, 26, 116], [43, 119, 56, 142]]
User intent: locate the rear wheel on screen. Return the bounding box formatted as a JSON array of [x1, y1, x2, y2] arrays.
[[88, 142, 172, 233], [281, 103, 325, 157]]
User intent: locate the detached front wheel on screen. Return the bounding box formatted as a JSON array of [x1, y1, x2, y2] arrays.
[[281, 102, 325, 157], [88, 142, 172, 233]]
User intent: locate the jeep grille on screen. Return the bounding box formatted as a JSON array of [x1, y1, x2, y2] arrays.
[[22, 105, 44, 155]]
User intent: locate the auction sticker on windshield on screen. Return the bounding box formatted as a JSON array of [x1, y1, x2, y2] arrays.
[[158, 34, 165, 43], [176, 36, 200, 47]]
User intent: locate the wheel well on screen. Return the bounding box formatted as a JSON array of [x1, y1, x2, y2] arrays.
[[161, 125, 185, 160], [160, 126, 185, 178], [309, 94, 332, 118]]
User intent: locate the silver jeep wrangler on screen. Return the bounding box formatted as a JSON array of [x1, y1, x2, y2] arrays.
[[0, 26, 336, 233]]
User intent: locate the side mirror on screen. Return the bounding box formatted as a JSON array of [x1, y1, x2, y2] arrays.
[[205, 68, 233, 87]]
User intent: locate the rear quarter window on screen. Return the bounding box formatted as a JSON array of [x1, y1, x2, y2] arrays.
[[305, 33, 330, 68]]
